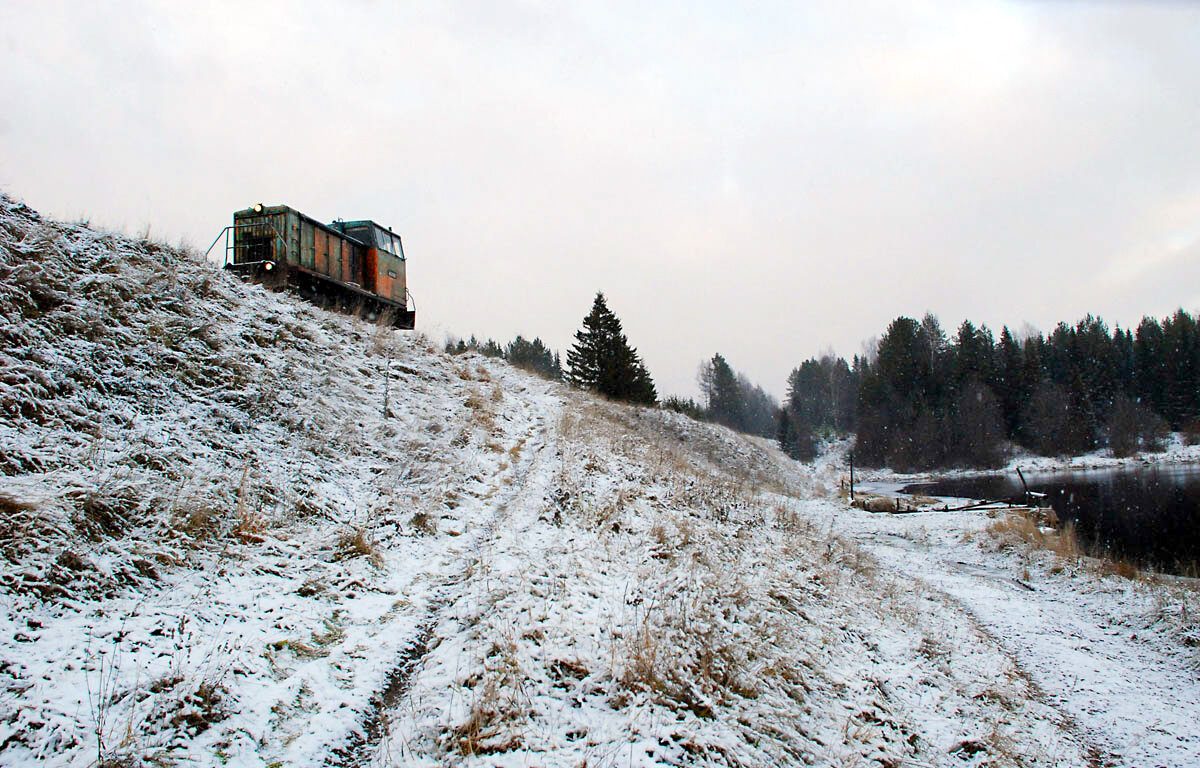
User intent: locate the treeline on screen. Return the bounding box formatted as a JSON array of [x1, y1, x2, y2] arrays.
[[445, 292, 656, 405], [446, 333, 563, 381], [449, 299, 1200, 471], [778, 355, 857, 461], [663, 353, 779, 437], [781, 309, 1200, 470]]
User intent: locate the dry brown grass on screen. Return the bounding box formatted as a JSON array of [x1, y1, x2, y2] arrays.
[[409, 511, 438, 536], [851, 494, 899, 513], [1050, 519, 1083, 561], [617, 571, 764, 718], [231, 465, 266, 543], [0, 493, 37, 530], [335, 526, 383, 566], [1096, 556, 1142, 581], [983, 509, 1159, 582], [463, 389, 497, 434], [984, 508, 1079, 557], [367, 319, 397, 357], [173, 500, 221, 541], [985, 510, 1043, 547], [448, 637, 527, 756]]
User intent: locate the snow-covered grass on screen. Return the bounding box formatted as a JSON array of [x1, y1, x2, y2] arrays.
[[823, 499, 1200, 766], [0, 195, 557, 765], [383, 399, 1092, 766], [2, 194, 1197, 767]]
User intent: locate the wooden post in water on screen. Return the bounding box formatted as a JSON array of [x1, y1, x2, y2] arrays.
[[1016, 466, 1031, 507]]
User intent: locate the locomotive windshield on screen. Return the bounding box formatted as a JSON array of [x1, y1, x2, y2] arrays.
[[331, 220, 404, 259], [375, 227, 404, 259]]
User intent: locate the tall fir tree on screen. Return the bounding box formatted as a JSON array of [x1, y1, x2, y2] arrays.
[[994, 326, 1024, 434], [566, 292, 656, 405], [699, 353, 744, 429]]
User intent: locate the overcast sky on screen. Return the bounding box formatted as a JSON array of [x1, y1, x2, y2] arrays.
[[3, 0, 1199, 400]]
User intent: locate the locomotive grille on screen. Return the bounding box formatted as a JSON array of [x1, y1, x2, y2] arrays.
[[233, 217, 279, 264]]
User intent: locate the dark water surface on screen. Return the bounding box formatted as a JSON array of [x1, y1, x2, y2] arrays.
[[903, 465, 1200, 571]]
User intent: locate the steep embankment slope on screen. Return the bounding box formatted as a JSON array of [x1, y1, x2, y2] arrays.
[[0, 196, 559, 765], [1, 196, 1095, 767]]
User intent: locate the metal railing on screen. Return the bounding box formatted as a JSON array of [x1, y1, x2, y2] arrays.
[[203, 219, 289, 267]]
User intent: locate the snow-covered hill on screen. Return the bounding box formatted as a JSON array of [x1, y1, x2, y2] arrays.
[[1, 195, 1196, 767]]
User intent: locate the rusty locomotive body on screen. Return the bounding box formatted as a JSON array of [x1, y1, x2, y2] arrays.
[[216, 204, 415, 329]]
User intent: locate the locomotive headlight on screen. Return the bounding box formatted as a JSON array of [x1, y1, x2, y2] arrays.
[[253, 203, 264, 213], [264, 261, 275, 271]]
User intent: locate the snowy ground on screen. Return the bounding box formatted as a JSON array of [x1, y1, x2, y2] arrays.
[[812, 501, 1200, 768], [809, 450, 1200, 768], [1, 195, 1197, 766], [0, 195, 572, 765]]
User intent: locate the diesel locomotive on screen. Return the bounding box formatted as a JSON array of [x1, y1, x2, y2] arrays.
[[212, 203, 415, 329]]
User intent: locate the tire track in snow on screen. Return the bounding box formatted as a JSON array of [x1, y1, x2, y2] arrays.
[[932, 584, 1118, 768], [326, 402, 559, 767], [850, 527, 1130, 767]]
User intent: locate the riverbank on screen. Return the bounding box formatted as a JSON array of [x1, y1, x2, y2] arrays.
[[835, 432, 1200, 490], [801, 436, 1200, 765], [826, 434, 1200, 574], [804, 498, 1200, 767]]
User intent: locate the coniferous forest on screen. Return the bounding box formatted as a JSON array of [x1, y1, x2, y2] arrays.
[[453, 302, 1199, 472], [780, 310, 1200, 470]]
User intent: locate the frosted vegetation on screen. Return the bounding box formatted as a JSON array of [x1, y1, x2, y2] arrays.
[[1, 195, 1198, 766]]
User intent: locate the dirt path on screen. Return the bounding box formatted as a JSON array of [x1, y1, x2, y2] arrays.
[[326, 395, 561, 767], [833, 506, 1200, 768]]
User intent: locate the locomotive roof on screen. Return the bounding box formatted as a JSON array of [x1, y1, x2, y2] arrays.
[[338, 219, 392, 231], [233, 205, 397, 249]]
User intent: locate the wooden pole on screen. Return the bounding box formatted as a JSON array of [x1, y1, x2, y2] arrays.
[[1016, 466, 1031, 506], [849, 452, 855, 501]]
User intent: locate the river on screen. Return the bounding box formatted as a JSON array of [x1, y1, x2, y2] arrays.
[[903, 464, 1200, 573]]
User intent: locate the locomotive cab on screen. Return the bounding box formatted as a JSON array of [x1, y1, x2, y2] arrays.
[[331, 220, 407, 308]]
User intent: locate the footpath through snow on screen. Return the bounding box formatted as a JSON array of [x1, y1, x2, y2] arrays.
[[810, 451, 1200, 768], [818, 503, 1200, 767], [1, 195, 1197, 766]]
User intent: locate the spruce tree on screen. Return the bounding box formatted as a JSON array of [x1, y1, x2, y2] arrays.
[[700, 353, 744, 429], [566, 292, 656, 405], [994, 326, 1024, 434]]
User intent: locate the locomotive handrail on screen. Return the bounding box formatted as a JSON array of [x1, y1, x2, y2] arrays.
[[203, 220, 290, 267], [202, 225, 233, 262]]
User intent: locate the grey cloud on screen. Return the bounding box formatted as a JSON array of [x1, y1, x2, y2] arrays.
[[2, 0, 1198, 399]]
